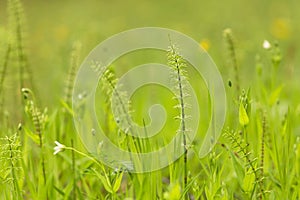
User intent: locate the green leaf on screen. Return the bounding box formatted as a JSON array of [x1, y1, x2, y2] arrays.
[[245, 88, 251, 114], [24, 127, 40, 145], [112, 171, 124, 193], [53, 185, 65, 196], [91, 168, 113, 193], [163, 183, 181, 200], [180, 173, 201, 199], [229, 151, 245, 186], [268, 85, 283, 106], [239, 102, 249, 126], [37, 159, 51, 200], [60, 99, 74, 115], [242, 169, 255, 192]]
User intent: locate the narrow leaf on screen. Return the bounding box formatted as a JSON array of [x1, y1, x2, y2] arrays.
[[112, 171, 124, 193], [239, 102, 249, 126]]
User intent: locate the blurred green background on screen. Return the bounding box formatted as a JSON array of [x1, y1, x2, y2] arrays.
[[0, 0, 299, 107]]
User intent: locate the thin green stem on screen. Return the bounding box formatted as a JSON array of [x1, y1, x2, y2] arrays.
[[0, 44, 11, 125], [64, 146, 106, 173], [169, 44, 188, 199], [71, 140, 76, 200]]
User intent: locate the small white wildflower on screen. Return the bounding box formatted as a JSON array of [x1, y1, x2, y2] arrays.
[[98, 141, 103, 149], [263, 40, 271, 49], [91, 128, 96, 136], [53, 141, 66, 155]]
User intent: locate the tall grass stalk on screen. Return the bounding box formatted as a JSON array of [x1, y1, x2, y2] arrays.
[[71, 139, 77, 200], [0, 133, 23, 199], [224, 28, 240, 98], [8, 0, 33, 91], [64, 42, 82, 107], [96, 65, 141, 155], [225, 129, 260, 198], [22, 88, 47, 185], [61, 42, 82, 140], [167, 43, 189, 199], [0, 43, 11, 124], [258, 110, 266, 200]]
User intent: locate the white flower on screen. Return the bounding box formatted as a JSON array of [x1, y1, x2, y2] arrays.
[[53, 141, 66, 155], [263, 40, 271, 49]]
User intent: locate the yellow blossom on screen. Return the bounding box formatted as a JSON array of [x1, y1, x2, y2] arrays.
[[271, 18, 291, 40], [200, 38, 210, 51]]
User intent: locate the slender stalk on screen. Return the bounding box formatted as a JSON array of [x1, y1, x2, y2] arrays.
[[5, 134, 22, 199], [175, 56, 188, 195], [64, 42, 81, 106], [0, 44, 11, 96], [0, 44, 11, 124], [9, 0, 36, 105], [259, 110, 266, 200], [8, 136, 18, 199], [32, 105, 46, 184], [71, 139, 76, 200], [64, 146, 106, 173], [224, 29, 240, 98], [102, 69, 141, 154], [226, 130, 259, 198], [10, 0, 27, 90], [22, 88, 47, 185], [168, 44, 188, 199]]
